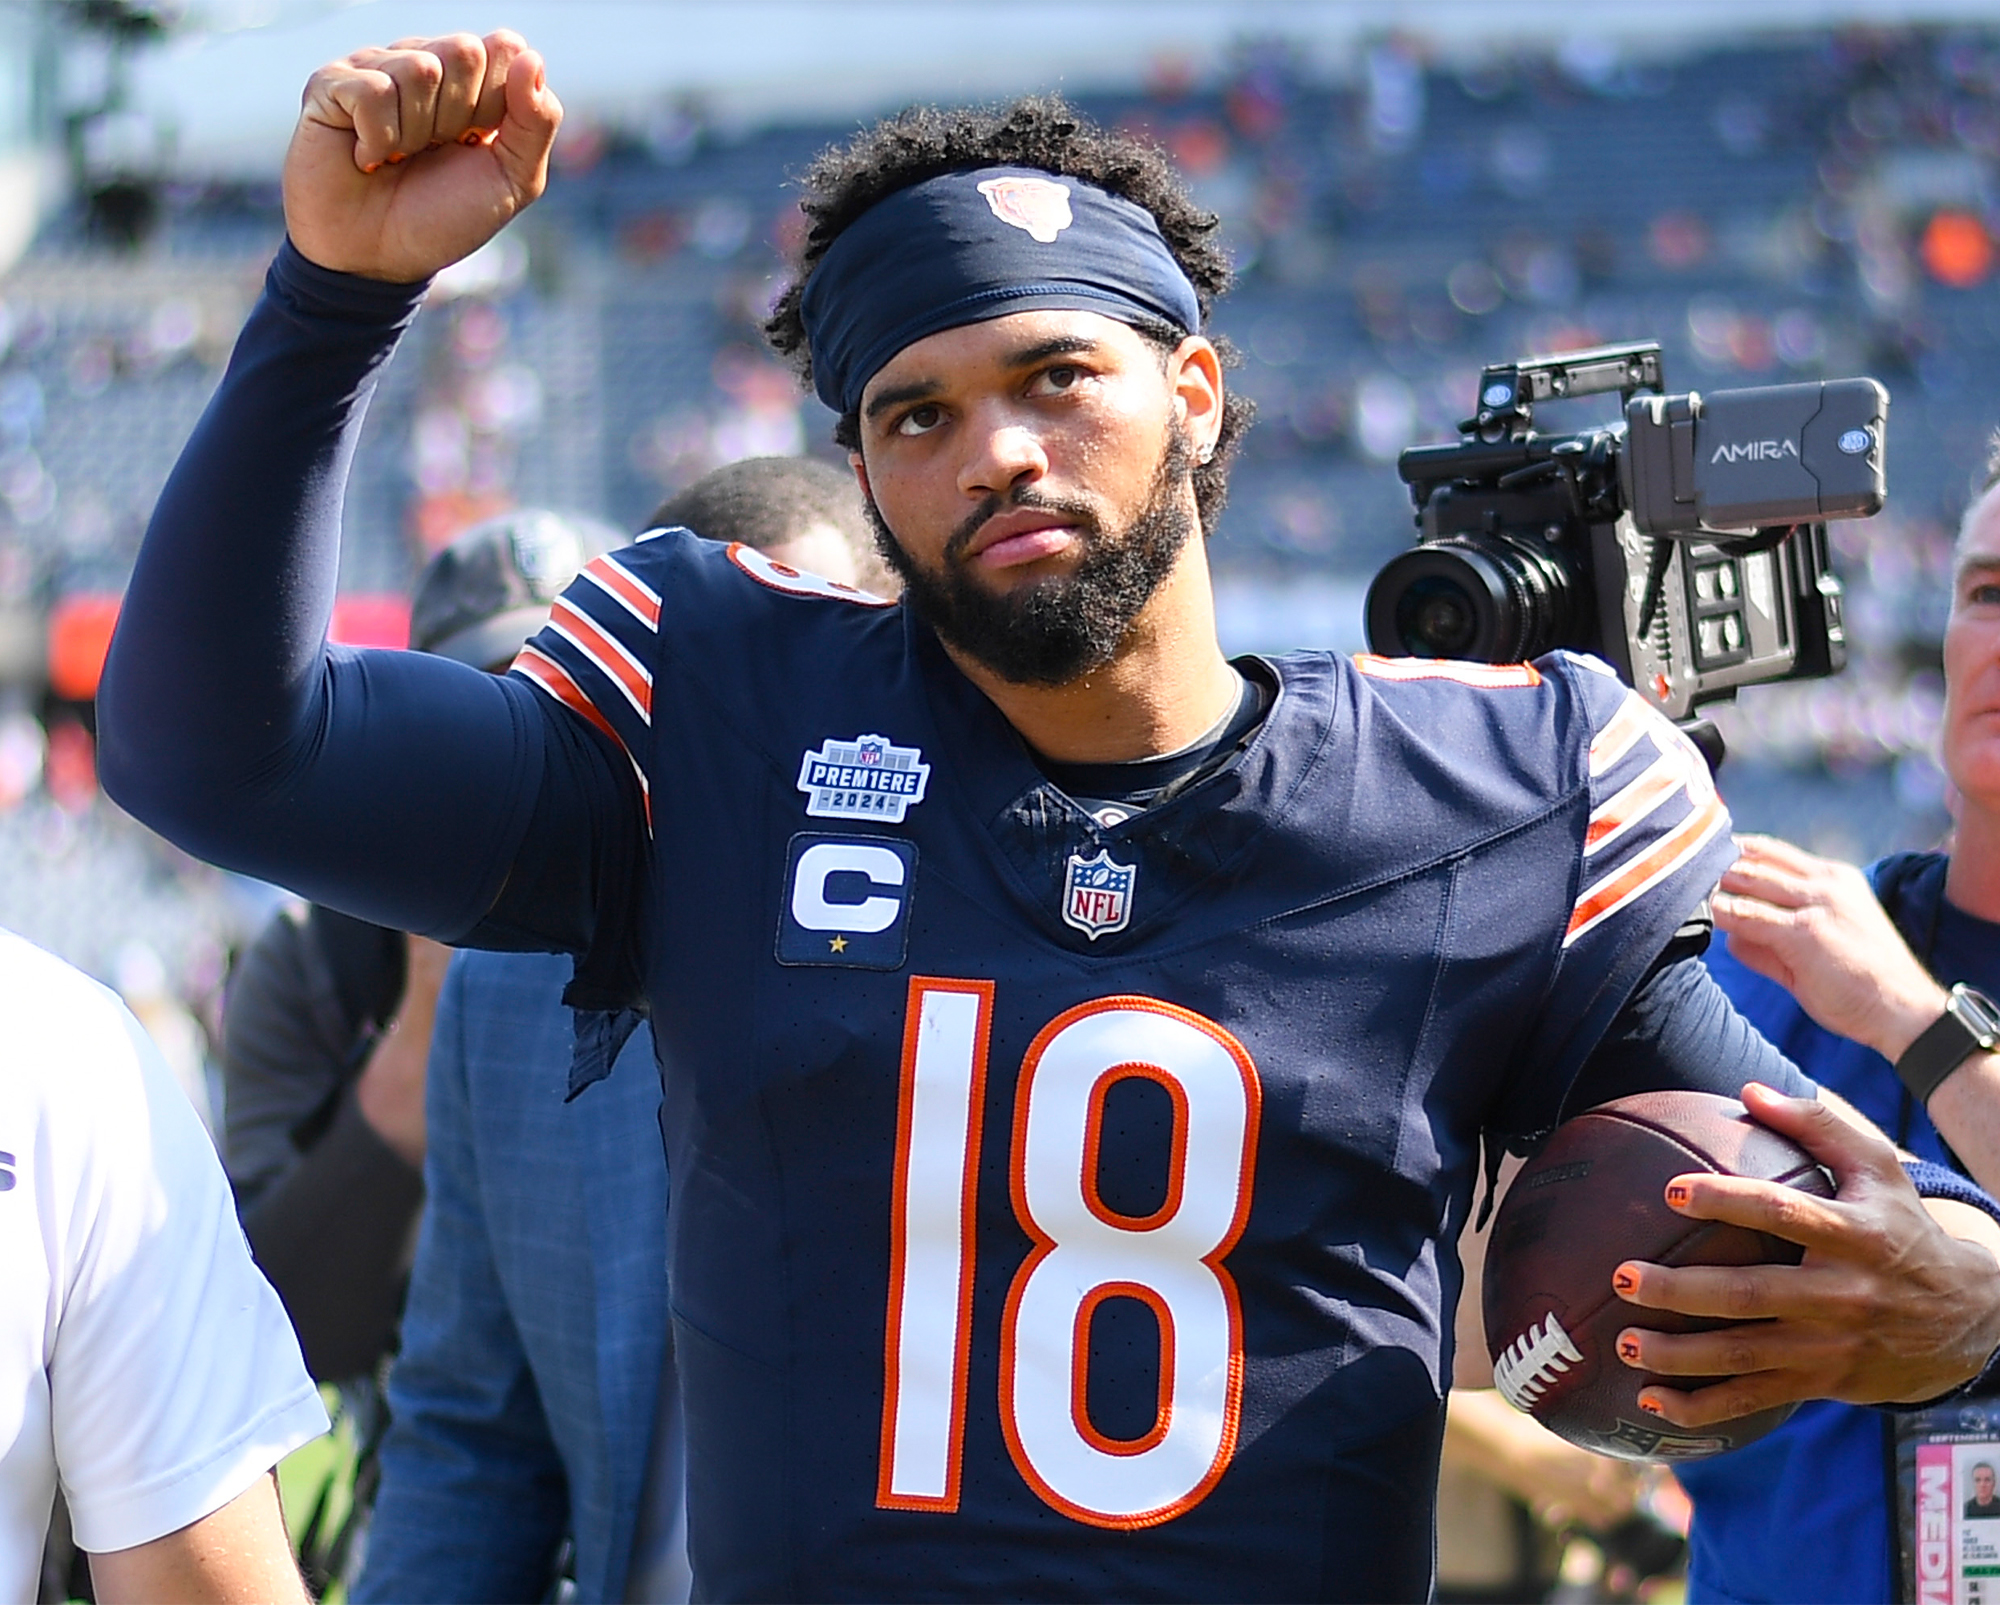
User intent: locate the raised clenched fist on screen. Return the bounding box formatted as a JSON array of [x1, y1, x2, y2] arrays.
[[283, 30, 562, 284]]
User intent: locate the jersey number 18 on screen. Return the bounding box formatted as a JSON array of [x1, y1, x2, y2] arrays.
[[878, 977, 1263, 1529]]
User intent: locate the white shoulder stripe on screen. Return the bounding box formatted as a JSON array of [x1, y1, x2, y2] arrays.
[[1586, 753, 1695, 859], [1566, 794, 1729, 946], [578, 559, 663, 630], [1588, 694, 1654, 777], [547, 599, 653, 723]]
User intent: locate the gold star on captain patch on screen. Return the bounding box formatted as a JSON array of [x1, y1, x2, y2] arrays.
[[828, 935, 848, 953]]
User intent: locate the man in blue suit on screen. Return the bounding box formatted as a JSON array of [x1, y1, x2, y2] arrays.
[[357, 951, 669, 1602], [356, 457, 890, 1604]]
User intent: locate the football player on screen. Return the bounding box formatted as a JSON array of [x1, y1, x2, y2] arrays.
[[97, 32, 2000, 1601]]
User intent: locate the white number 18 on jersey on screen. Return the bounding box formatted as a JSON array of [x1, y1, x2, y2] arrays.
[[878, 978, 1262, 1529]]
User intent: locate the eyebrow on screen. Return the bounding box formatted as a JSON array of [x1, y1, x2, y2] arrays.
[[863, 377, 940, 422], [1959, 555, 2000, 589], [861, 334, 1108, 423]]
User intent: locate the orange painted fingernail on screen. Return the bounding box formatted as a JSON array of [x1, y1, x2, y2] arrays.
[[1619, 1336, 1641, 1363], [460, 128, 485, 146], [1666, 1182, 1691, 1206], [1639, 1397, 1662, 1416], [362, 161, 383, 174], [386, 151, 407, 165], [1613, 1269, 1637, 1296]]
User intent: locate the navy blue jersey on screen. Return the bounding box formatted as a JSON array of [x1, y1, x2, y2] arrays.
[[512, 527, 1737, 1599]]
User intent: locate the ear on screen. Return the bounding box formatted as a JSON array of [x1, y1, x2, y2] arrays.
[[1168, 336, 1223, 461], [849, 451, 871, 501]]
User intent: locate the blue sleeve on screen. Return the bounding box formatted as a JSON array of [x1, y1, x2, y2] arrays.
[[1904, 1158, 2000, 1222], [1505, 658, 1740, 1122], [1561, 954, 1818, 1116], [357, 954, 569, 1605], [96, 240, 633, 945]]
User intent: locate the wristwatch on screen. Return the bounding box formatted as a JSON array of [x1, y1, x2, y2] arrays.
[[1895, 983, 2000, 1104]]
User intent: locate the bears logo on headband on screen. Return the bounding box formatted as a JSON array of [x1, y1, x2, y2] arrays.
[[976, 176, 1073, 243], [800, 165, 1204, 416]]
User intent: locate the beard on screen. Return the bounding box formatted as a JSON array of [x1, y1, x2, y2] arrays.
[[865, 425, 1198, 687]]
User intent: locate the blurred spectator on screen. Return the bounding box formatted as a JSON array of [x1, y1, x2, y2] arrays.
[[360, 454, 887, 1605], [0, 22, 1989, 843]]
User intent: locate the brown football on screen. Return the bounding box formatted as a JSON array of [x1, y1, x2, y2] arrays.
[[1481, 1090, 1834, 1461]]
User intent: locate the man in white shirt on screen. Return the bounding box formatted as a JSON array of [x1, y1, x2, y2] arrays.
[[0, 926, 329, 1602]]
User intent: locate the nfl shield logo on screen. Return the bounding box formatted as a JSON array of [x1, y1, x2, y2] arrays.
[[977, 175, 1074, 243], [1062, 848, 1136, 940]]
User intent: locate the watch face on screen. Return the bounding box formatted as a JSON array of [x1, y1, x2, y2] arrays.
[[1952, 984, 2000, 1047]]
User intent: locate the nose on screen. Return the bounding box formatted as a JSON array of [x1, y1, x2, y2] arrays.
[[957, 411, 1048, 502]]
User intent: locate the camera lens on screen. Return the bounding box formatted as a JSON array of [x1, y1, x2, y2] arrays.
[[1394, 575, 1481, 657], [1364, 536, 1576, 663]]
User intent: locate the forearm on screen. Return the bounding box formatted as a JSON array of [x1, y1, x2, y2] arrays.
[[354, 937, 450, 1167], [1566, 955, 1817, 1112], [100, 238, 421, 800], [1442, 1389, 1553, 1498], [1444, 1389, 1641, 1528], [98, 241, 549, 937], [1922, 1056, 2000, 1201], [1709, 838, 2000, 1195], [1925, 1195, 2000, 1260], [355, 1019, 430, 1166], [1794, 956, 2000, 1204]]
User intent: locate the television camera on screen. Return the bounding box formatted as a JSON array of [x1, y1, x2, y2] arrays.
[[1363, 341, 1887, 759]]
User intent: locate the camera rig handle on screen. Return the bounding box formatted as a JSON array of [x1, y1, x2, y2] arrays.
[[1466, 341, 1665, 441]]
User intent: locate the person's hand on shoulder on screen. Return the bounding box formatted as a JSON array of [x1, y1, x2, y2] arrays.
[[1610, 1083, 2000, 1426], [285, 30, 562, 283], [1713, 834, 1947, 1062]]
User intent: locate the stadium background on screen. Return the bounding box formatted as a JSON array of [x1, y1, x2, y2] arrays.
[[4, 0, 1987, 1112], [0, 2, 1993, 1587]]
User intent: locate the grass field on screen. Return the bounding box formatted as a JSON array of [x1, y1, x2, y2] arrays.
[[275, 1387, 361, 1604]]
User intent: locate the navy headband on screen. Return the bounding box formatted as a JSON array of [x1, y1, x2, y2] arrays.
[[800, 165, 1204, 417]]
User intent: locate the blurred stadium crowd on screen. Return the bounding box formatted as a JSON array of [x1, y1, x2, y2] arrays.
[[0, 20, 1995, 1099]]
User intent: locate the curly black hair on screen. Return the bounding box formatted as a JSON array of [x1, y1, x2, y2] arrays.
[[763, 96, 1254, 532]]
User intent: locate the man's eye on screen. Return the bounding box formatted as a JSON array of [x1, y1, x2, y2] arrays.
[[895, 404, 944, 437], [1035, 365, 1082, 393], [1971, 583, 2000, 606]]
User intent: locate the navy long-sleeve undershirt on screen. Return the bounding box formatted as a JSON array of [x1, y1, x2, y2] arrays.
[[97, 241, 628, 948], [96, 237, 1806, 1117]]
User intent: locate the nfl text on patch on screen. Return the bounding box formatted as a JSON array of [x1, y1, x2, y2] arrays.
[[1062, 847, 1137, 940]]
